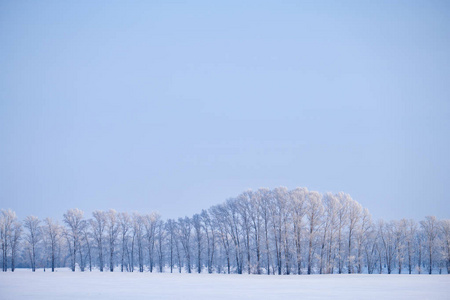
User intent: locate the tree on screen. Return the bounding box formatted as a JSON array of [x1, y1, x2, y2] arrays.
[[320, 192, 338, 274], [355, 208, 371, 274], [237, 191, 256, 274], [156, 219, 165, 272], [405, 219, 417, 274], [24, 216, 41, 272], [192, 213, 203, 273], [290, 188, 307, 274], [43, 218, 60, 272], [132, 213, 145, 272], [210, 204, 231, 274], [440, 220, 450, 274], [63, 209, 84, 272], [166, 219, 176, 273], [394, 219, 407, 274], [106, 209, 120, 272], [178, 216, 192, 273], [82, 222, 93, 272], [257, 188, 272, 275], [335, 192, 349, 274], [1, 209, 17, 272], [421, 216, 438, 274], [1, 187, 448, 275], [118, 212, 131, 272], [9, 221, 22, 272], [201, 209, 216, 274], [90, 210, 107, 272], [378, 220, 396, 274], [144, 212, 160, 272], [306, 191, 323, 274], [346, 198, 362, 273]]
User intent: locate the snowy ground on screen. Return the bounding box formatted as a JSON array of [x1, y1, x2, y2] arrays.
[[0, 270, 449, 300]]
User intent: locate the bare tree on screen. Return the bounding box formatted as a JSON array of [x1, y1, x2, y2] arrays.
[[225, 199, 244, 274], [440, 220, 450, 274], [106, 209, 120, 272], [77, 220, 88, 272], [306, 191, 323, 274], [258, 188, 272, 275], [210, 205, 231, 274], [192, 213, 203, 273], [290, 188, 307, 274], [90, 210, 107, 272], [335, 192, 349, 274], [421, 216, 439, 274], [319, 192, 338, 274], [416, 228, 425, 274], [132, 213, 144, 272], [166, 219, 176, 273], [237, 191, 253, 274], [1, 209, 17, 271], [24, 216, 41, 272], [63, 208, 84, 272], [248, 192, 262, 274], [394, 219, 407, 274], [43, 218, 60, 272], [9, 221, 22, 272], [378, 220, 396, 274], [82, 223, 93, 272], [347, 198, 362, 273], [356, 208, 371, 273], [173, 220, 184, 273], [178, 216, 192, 273], [403, 219, 416, 274], [201, 209, 216, 274], [144, 212, 160, 272], [118, 212, 131, 272], [156, 219, 165, 272], [269, 187, 290, 275]]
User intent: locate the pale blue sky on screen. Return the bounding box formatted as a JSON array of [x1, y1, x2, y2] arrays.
[[1, 0, 449, 221]]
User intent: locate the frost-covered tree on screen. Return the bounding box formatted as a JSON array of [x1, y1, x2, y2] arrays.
[[90, 210, 107, 272], [440, 220, 450, 274], [132, 213, 145, 272], [118, 212, 131, 272], [355, 208, 371, 274], [178, 216, 192, 273], [1, 209, 17, 272], [192, 213, 203, 273], [306, 191, 323, 274], [43, 218, 60, 272], [290, 188, 307, 274], [346, 198, 362, 273], [335, 192, 349, 274], [201, 209, 216, 274], [106, 209, 120, 272], [9, 220, 22, 272], [23, 216, 41, 272], [1, 187, 448, 274], [144, 212, 160, 272], [165, 219, 176, 273], [63, 209, 84, 272], [421, 216, 439, 274]]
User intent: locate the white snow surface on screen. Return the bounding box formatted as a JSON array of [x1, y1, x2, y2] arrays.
[[1, 270, 449, 300]]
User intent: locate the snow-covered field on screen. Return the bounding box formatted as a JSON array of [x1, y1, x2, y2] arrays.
[[1, 270, 449, 300]]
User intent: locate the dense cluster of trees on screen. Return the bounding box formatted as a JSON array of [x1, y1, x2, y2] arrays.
[[1, 187, 449, 274]]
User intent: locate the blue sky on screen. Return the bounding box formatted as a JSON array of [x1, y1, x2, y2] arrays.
[[1, 0, 449, 221]]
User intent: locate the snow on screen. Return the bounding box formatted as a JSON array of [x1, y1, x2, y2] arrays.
[[1, 270, 449, 300]]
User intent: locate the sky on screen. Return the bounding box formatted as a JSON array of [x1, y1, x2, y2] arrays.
[[1, 0, 449, 222]]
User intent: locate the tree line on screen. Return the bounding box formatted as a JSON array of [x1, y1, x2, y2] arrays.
[[1, 187, 449, 274]]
